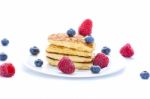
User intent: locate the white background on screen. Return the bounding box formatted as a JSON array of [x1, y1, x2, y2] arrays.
[[0, 0, 150, 99]]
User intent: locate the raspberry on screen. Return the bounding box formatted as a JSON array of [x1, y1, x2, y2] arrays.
[[93, 53, 109, 68], [78, 19, 93, 36], [120, 43, 134, 58], [0, 63, 15, 77], [58, 57, 75, 74]]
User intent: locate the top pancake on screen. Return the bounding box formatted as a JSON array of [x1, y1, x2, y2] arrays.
[[48, 33, 94, 52]]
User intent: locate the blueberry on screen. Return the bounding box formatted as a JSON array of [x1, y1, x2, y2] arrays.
[[0, 53, 8, 61], [67, 28, 76, 37], [101, 46, 111, 55], [140, 71, 149, 80], [1, 38, 9, 46], [85, 36, 94, 43], [34, 59, 43, 67], [30, 46, 40, 55], [90, 65, 101, 74]]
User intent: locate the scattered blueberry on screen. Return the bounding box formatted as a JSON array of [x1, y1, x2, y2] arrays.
[[67, 28, 76, 37], [90, 65, 101, 74], [101, 46, 111, 55], [30, 46, 40, 55], [0, 53, 8, 61], [34, 59, 43, 67], [85, 36, 94, 43], [140, 71, 149, 80], [1, 38, 9, 46]]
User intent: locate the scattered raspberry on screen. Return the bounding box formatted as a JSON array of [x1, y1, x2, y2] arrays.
[[58, 57, 75, 74], [0, 63, 15, 77], [120, 43, 134, 58], [78, 19, 93, 36], [93, 53, 109, 68]]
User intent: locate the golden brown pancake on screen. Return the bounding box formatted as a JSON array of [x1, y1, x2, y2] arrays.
[[46, 57, 92, 70], [48, 33, 94, 52], [46, 45, 93, 57], [46, 52, 93, 62]]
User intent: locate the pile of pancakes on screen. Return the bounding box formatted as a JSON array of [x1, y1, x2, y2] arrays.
[[46, 33, 95, 70]]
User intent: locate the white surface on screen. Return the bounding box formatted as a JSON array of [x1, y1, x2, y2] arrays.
[[1, 0, 150, 99]]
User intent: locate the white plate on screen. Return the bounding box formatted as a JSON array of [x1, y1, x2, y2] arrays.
[[23, 52, 125, 78]]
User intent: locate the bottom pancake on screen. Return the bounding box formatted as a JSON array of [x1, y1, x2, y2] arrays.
[[46, 57, 92, 70]]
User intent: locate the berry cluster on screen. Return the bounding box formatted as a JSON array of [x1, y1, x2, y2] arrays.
[[90, 46, 112, 74], [0, 38, 15, 77], [66, 19, 94, 44], [78, 19, 94, 44], [57, 41, 135, 75], [58, 51, 110, 74], [29, 46, 43, 67], [0, 38, 9, 61]]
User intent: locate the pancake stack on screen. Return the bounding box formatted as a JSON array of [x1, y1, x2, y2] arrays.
[[46, 33, 95, 70]]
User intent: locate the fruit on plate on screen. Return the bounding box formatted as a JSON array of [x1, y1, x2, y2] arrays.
[[93, 53, 109, 68], [30, 46, 40, 56], [85, 36, 94, 44], [90, 65, 101, 74], [58, 57, 75, 74], [34, 59, 43, 67], [101, 46, 111, 55]]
